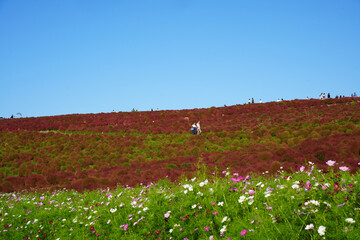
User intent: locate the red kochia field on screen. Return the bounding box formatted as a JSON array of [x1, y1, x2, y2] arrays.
[[1, 97, 360, 192]]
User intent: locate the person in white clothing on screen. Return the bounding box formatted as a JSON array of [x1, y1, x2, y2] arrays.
[[191, 123, 197, 135], [196, 121, 201, 135]]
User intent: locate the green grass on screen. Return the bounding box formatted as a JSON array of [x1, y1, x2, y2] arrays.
[[0, 162, 359, 239]]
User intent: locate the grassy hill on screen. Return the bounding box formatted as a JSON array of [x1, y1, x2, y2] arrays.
[[1, 97, 360, 192]]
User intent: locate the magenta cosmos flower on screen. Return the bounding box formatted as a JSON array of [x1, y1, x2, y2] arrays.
[[241, 229, 248, 236]]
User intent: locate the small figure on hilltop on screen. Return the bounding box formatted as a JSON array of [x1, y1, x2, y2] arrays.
[[259, 99, 262, 103], [248, 99, 251, 104], [10, 114, 14, 119], [191, 123, 197, 135], [196, 121, 201, 135], [328, 93, 331, 98], [252, 98, 254, 104], [354, 92, 358, 97]]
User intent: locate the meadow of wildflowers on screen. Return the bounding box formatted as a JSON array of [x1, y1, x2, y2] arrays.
[[1, 98, 360, 238], [1, 98, 360, 192], [1, 162, 359, 239]]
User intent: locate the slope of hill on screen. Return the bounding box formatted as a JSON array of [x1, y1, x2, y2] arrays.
[[1, 97, 360, 192]]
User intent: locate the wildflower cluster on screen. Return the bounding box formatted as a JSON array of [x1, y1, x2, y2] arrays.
[[0, 162, 359, 239]]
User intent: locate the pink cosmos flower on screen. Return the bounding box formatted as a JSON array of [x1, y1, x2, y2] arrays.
[[300, 166, 305, 172], [211, 201, 216, 205], [204, 226, 210, 231], [241, 229, 248, 236], [231, 176, 245, 183], [213, 211, 219, 215], [124, 224, 128, 231], [326, 160, 336, 166], [164, 211, 171, 218], [339, 166, 349, 172], [249, 190, 255, 195]]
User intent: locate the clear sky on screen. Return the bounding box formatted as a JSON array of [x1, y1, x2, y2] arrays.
[[1, 0, 359, 118]]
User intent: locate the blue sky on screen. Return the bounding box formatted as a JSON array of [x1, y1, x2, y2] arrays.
[[1, 0, 359, 117]]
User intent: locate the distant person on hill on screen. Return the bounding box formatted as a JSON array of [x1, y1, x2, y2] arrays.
[[355, 92, 357, 97], [248, 99, 251, 104], [196, 121, 201, 135], [277, 98, 280, 102], [252, 98, 254, 104], [259, 99, 262, 103], [191, 123, 197, 135], [10, 114, 14, 119], [328, 93, 331, 98]]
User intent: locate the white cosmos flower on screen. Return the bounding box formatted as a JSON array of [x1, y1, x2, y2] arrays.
[[345, 218, 355, 224], [110, 208, 117, 213], [222, 216, 229, 223], [238, 196, 246, 204], [318, 226, 326, 236], [305, 223, 314, 230]]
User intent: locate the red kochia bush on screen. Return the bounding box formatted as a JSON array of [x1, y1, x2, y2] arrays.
[[1, 97, 360, 192]]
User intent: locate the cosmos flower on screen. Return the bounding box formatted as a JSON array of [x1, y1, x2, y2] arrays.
[[345, 218, 355, 224], [241, 229, 248, 236], [305, 223, 314, 230], [222, 216, 229, 223], [318, 226, 326, 236], [339, 166, 349, 172], [164, 211, 171, 218], [326, 160, 336, 166], [238, 196, 246, 203]]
